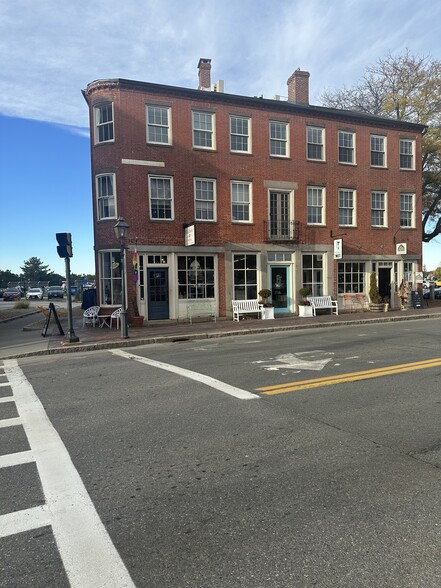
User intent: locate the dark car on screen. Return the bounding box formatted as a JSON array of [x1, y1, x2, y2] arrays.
[[47, 286, 64, 299], [3, 287, 21, 301], [423, 287, 441, 299]]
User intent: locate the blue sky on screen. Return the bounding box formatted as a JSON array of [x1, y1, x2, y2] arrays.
[[1, 0, 441, 277]]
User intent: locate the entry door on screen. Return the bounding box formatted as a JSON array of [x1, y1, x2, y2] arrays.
[[269, 192, 290, 239], [271, 266, 290, 313], [378, 268, 391, 301], [147, 268, 169, 320]]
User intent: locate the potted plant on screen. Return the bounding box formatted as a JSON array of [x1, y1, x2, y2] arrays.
[[258, 288, 275, 320], [298, 287, 313, 317], [369, 273, 384, 312], [130, 294, 145, 327]]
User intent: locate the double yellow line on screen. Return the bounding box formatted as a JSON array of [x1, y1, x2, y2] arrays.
[[257, 357, 441, 395]]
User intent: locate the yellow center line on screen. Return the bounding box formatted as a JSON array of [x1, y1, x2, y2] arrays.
[[257, 357, 441, 395]]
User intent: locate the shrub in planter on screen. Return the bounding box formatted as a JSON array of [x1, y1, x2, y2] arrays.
[[369, 274, 383, 304], [298, 287, 312, 305], [258, 289, 273, 307]]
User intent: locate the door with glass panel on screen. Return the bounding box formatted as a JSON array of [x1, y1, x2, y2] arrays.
[[147, 268, 169, 320], [269, 192, 290, 239], [270, 266, 290, 313]]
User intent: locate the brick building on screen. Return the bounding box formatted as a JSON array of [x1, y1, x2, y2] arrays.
[[82, 59, 425, 322]]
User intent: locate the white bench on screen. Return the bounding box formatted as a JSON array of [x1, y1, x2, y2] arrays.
[[187, 300, 216, 324], [307, 295, 338, 316], [232, 299, 264, 321]]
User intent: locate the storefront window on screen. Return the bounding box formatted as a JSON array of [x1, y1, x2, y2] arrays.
[[302, 254, 323, 296], [100, 251, 122, 305], [178, 255, 215, 299], [233, 254, 257, 299], [337, 262, 365, 293]]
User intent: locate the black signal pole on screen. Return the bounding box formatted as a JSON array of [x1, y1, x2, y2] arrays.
[[65, 256, 79, 343]]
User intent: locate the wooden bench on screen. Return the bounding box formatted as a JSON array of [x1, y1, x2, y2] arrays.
[[307, 295, 338, 316], [232, 299, 264, 321], [187, 300, 216, 324]]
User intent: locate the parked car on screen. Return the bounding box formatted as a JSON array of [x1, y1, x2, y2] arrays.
[[423, 287, 441, 299], [26, 287, 44, 300], [3, 287, 21, 301], [47, 286, 64, 299]]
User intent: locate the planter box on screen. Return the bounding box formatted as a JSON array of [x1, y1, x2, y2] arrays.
[[130, 315, 145, 327], [369, 303, 384, 313], [298, 305, 314, 317], [262, 307, 275, 320]]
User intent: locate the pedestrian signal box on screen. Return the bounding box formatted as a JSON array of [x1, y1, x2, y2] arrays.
[[56, 232, 73, 258]]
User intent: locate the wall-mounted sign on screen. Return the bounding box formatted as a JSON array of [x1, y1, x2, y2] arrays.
[[415, 272, 423, 282], [184, 224, 195, 246], [334, 238, 342, 259], [396, 242, 407, 255]]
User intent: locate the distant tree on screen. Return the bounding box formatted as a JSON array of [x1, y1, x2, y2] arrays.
[[0, 269, 20, 288], [321, 50, 441, 241], [21, 257, 52, 283]]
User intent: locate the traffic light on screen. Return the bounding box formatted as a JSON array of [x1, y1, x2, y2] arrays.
[[56, 232, 73, 258]]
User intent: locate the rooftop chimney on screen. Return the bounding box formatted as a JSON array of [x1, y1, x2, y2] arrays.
[[287, 69, 310, 104], [198, 58, 212, 90]]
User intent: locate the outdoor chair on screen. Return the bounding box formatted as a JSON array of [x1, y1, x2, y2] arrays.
[[82, 305, 100, 327], [109, 307, 122, 329]]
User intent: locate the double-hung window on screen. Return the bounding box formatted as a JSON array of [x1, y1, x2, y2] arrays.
[[192, 111, 215, 149], [270, 121, 289, 157], [149, 175, 173, 219], [230, 115, 250, 153], [338, 130, 355, 164], [231, 181, 252, 222], [307, 186, 325, 225], [147, 105, 171, 144], [400, 193, 415, 227], [371, 135, 386, 167], [96, 174, 116, 220], [94, 103, 114, 144], [338, 189, 356, 226], [194, 178, 216, 221], [307, 126, 324, 160], [400, 139, 415, 170], [371, 191, 386, 227]]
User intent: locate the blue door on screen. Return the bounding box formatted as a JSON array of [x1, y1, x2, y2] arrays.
[[271, 266, 290, 314], [147, 268, 169, 320]]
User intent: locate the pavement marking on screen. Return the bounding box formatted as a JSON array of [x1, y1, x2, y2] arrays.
[[2, 359, 136, 588], [0, 449, 35, 469], [0, 416, 22, 428], [257, 357, 441, 395], [110, 349, 260, 400], [0, 505, 51, 538], [0, 395, 14, 403]]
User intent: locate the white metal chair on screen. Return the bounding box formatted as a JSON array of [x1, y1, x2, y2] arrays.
[[109, 307, 122, 329], [82, 305, 100, 327]]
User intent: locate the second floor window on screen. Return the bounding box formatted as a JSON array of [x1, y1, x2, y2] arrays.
[[230, 115, 250, 153], [307, 126, 324, 160], [147, 106, 171, 144], [338, 189, 356, 226], [149, 176, 173, 220], [338, 130, 355, 164], [194, 178, 216, 221], [270, 121, 288, 157], [94, 103, 114, 144], [96, 174, 116, 220], [193, 111, 215, 149], [371, 191, 386, 227], [371, 135, 386, 167], [307, 186, 324, 224], [400, 193, 415, 227], [231, 181, 251, 222], [400, 139, 415, 169]]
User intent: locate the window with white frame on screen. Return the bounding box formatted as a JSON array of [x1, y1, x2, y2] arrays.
[[96, 174, 116, 220], [178, 255, 215, 299], [192, 111, 215, 149], [400, 139, 415, 170], [149, 175, 173, 219], [233, 254, 257, 300], [400, 193, 415, 227], [231, 181, 252, 222], [302, 254, 323, 296], [371, 191, 387, 227], [147, 105, 171, 144], [338, 130, 355, 164], [194, 178, 216, 221], [94, 103, 114, 144], [270, 121, 289, 157], [230, 115, 250, 153], [100, 251, 122, 305], [338, 189, 356, 226], [370, 135, 386, 167], [307, 186, 325, 225], [307, 126, 324, 160], [337, 262, 365, 293], [403, 261, 413, 282]]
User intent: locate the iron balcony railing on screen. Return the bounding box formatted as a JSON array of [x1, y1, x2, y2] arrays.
[[264, 220, 300, 242]]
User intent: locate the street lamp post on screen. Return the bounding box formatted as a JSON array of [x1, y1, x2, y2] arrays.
[[114, 216, 129, 339]]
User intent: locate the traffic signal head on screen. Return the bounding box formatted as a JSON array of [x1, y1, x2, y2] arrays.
[[56, 232, 73, 258]]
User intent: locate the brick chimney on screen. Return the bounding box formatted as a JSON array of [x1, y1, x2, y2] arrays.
[[198, 58, 212, 90], [287, 69, 310, 104]]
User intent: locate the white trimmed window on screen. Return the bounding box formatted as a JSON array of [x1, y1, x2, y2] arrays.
[[338, 130, 355, 164], [270, 121, 289, 157], [400, 139, 415, 170], [94, 103, 114, 144], [371, 135, 386, 167], [337, 262, 365, 294], [149, 175, 174, 220], [371, 191, 387, 227], [96, 174, 116, 220], [231, 181, 252, 222], [307, 186, 325, 225], [302, 254, 324, 296], [147, 105, 171, 145], [400, 193, 415, 227], [338, 189, 356, 226], [307, 126, 324, 161], [194, 178, 216, 221], [192, 111, 215, 149], [230, 115, 251, 153], [100, 251, 122, 305], [233, 253, 258, 300], [178, 255, 215, 299]]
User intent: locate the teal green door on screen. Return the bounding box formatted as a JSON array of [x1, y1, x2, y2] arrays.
[[271, 266, 290, 314]]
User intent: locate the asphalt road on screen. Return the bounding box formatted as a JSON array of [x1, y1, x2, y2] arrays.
[[2, 320, 441, 587]]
